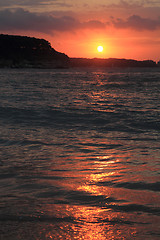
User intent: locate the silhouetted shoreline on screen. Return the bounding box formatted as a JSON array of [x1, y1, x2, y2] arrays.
[[0, 34, 160, 69], [70, 58, 160, 68]]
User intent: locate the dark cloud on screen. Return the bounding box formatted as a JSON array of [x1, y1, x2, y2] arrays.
[[0, 9, 54, 33], [0, 8, 105, 34], [0, 8, 159, 34], [0, 0, 45, 7], [82, 20, 105, 29], [0, 0, 72, 8], [113, 15, 160, 31], [104, 0, 160, 9], [101, 0, 144, 9]]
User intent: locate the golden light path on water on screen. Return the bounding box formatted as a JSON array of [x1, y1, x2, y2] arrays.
[[35, 149, 141, 239], [33, 125, 160, 240]]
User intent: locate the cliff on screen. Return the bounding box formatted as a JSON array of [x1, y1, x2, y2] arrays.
[[0, 34, 69, 68]]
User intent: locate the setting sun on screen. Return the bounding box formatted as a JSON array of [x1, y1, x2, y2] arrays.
[[97, 46, 103, 52]]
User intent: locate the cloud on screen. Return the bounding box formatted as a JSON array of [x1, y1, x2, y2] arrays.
[[103, 0, 143, 9], [103, 0, 160, 9], [0, 0, 72, 8], [0, 8, 105, 34], [113, 15, 160, 31], [0, 8, 160, 34], [0, 8, 54, 33], [82, 20, 105, 29]]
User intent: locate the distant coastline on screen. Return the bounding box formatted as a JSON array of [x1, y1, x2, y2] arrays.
[[0, 34, 160, 69], [70, 58, 160, 68]]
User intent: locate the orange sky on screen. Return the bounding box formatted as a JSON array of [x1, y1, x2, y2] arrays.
[[0, 0, 160, 61]]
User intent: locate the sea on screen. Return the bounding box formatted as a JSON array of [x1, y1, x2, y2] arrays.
[[0, 68, 159, 240]]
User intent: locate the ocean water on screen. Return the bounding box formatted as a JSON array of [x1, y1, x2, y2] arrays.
[[0, 68, 159, 240]]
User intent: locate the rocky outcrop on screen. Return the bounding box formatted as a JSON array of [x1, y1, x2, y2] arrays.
[[0, 34, 69, 68]]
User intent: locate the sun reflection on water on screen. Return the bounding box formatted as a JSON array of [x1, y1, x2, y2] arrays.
[[41, 204, 137, 240], [31, 131, 159, 240], [36, 151, 138, 239]]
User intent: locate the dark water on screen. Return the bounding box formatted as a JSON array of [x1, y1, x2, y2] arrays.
[[0, 68, 159, 239]]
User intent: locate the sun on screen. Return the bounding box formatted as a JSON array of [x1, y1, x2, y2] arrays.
[[97, 46, 103, 52]]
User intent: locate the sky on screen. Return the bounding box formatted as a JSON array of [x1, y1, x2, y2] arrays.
[[0, 0, 160, 61]]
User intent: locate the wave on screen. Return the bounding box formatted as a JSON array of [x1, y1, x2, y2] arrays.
[[0, 138, 62, 147], [97, 180, 160, 192], [0, 213, 150, 226], [33, 187, 160, 215], [0, 106, 159, 133], [0, 215, 74, 223]]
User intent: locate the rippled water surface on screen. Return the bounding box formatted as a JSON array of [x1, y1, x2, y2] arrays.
[[0, 68, 160, 239]]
